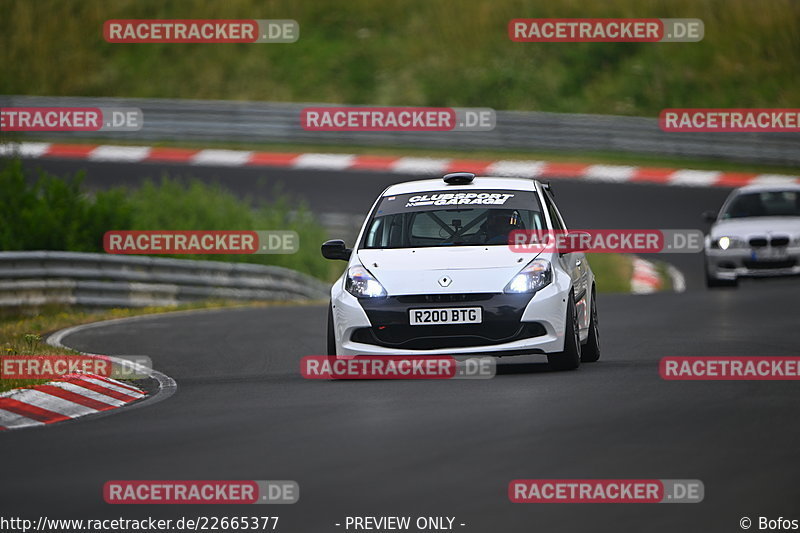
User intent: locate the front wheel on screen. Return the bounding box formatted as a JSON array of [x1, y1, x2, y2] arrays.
[[548, 295, 581, 371], [580, 290, 600, 363], [327, 302, 336, 355], [704, 256, 738, 288], [327, 303, 341, 380], [705, 273, 738, 288]]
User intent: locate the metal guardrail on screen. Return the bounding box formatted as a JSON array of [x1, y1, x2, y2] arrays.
[[1, 95, 798, 165], [0, 251, 330, 308]]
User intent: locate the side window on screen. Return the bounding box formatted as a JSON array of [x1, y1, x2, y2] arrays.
[[543, 192, 565, 230], [365, 218, 382, 247]]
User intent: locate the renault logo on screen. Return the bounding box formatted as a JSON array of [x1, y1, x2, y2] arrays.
[[438, 276, 452, 287]]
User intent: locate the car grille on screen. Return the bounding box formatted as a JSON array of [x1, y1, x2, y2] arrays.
[[395, 293, 495, 304], [350, 322, 547, 350], [749, 235, 790, 248]]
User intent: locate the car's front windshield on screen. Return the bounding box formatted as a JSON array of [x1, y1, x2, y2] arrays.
[[361, 189, 545, 249], [721, 190, 800, 219]]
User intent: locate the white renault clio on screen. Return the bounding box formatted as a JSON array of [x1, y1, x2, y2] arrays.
[[321, 173, 599, 370]]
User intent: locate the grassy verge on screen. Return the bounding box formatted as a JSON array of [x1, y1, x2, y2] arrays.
[[588, 253, 634, 294], [0, 158, 332, 280], [591, 253, 677, 293], [1, 0, 797, 117]]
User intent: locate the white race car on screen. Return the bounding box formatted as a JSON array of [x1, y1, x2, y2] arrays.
[[321, 172, 599, 370], [704, 183, 800, 287]]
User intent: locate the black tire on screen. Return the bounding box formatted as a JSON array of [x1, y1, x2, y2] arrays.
[[548, 294, 581, 371], [705, 272, 738, 288], [704, 256, 738, 288], [327, 303, 340, 380], [580, 289, 600, 363], [327, 302, 336, 356]]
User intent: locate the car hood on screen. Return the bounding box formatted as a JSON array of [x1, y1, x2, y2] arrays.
[[711, 217, 800, 239], [357, 247, 543, 295]]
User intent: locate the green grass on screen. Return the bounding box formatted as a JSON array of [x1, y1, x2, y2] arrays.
[[1, 0, 798, 116], [0, 158, 332, 280], [126, 176, 331, 279], [587, 253, 635, 294]]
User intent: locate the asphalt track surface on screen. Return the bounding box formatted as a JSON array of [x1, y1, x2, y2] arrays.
[[2, 157, 800, 532]]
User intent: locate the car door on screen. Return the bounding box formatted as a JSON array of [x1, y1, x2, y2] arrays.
[[543, 190, 590, 330]]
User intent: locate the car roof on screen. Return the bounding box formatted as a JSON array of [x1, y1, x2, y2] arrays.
[[382, 176, 540, 196], [733, 182, 800, 194]]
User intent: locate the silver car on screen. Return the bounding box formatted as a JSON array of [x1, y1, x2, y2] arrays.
[[704, 184, 800, 287]]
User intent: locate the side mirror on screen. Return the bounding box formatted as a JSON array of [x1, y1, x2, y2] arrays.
[[562, 231, 592, 253], [321, 239, 352, 261], [702, 210, 718, 223]]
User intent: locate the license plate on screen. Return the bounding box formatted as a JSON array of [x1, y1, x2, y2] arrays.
[[753, 248, 787, 261], [409, 307, 482, 325]]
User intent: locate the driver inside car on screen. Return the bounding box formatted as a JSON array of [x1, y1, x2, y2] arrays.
[[484, 209, 521, 244]]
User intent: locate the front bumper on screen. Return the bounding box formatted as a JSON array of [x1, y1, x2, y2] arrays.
[[331, 281, 570, 357], [705, 247, 800, 279]]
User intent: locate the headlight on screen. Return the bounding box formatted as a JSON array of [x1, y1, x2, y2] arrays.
[[345, 265, 387, 298], [712, 236, 744, 250], [504, 259, 552, 294]]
